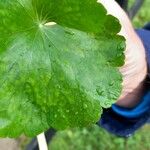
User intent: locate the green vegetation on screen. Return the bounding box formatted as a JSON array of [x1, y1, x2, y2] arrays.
[[0, 1, 125, 137], [16, 1, 149, 149], [49, 125, 150, 150], [131, 0, 150, 27], [48, 1, 150, 150]]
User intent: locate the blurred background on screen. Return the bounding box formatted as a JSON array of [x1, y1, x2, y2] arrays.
[[0, 0, 150, 150]]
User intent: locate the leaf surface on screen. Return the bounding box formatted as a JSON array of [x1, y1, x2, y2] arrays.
[[0, 0, 125, 137]]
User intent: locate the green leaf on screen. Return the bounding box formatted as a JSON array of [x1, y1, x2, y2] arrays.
[[0, 0, 125, 137]]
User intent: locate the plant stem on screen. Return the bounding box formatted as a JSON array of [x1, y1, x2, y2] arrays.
[[37, 132, 48, 150]]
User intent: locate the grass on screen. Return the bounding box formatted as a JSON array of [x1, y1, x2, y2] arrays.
[[49, 125, 150, 150], [130, 0, 150, 27]]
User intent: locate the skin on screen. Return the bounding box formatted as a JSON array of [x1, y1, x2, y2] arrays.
[[99, 0, 147, 108]]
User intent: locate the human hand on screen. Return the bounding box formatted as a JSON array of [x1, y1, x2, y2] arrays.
[[99, 0, 147, 108]]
